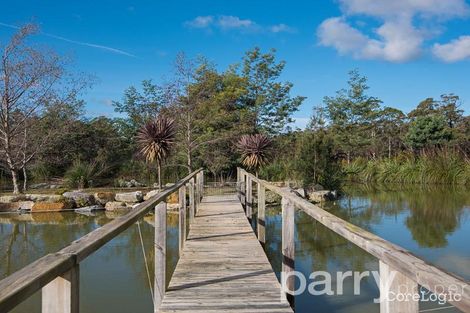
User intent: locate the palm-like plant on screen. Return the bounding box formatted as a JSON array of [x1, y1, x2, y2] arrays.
[[137, 115, 177, 189], [236, 134, 273, 176]]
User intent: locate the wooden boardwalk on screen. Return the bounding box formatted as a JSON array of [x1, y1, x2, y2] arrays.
[[159, 194, 293, 313]]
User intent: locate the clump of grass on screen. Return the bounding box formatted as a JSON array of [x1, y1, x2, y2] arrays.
[[65, 160, 104, 189], [344, 151, 470, 185]]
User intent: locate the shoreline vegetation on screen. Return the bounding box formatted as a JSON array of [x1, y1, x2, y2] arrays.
[[0, 23, 468, 196], [344, 151, 470, 185]]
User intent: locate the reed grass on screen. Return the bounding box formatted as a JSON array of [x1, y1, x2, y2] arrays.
[[344, 151, 470, 185]]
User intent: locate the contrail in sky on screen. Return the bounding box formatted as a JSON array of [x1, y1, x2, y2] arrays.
[[0, 22, 135, 58]]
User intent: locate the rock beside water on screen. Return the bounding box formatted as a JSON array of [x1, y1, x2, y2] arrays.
[[115, 191, 143, 203], [105, 201, 129, 211], [63, 191, 95, 207], [94, 192, 115, 205]]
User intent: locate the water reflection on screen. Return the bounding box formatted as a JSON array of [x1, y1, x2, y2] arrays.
[[0, 184, 468, 313], [0, 211, 180, 313], [260, 184, 470, 313]]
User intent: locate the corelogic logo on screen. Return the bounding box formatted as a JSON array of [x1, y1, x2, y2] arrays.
[[280, 270, 467, 305]]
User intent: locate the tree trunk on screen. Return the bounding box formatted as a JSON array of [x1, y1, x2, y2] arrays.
[[388, 137, 392, 159], [22, 166, 28, 192], [157, 161, 162, 189], [10, 169, 20, 194]]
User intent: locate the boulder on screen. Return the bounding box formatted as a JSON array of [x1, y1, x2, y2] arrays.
[[167, 192, 179, 204], [18, 201, 34, 211], [265, 190, 281, 204], [105, 201, 128, 211], [115, 191, 143, 203], [308, 190, 338, 203], [0, 195, 27, 203], [29, 183, 50, 189], [293, 188, 306, 198], [117, 179, 145, 188], [63, 191, 95, 207], [0, 202, 21, 212], [32, 201, 73, 212], [26, 194, 63, 202], [94, 192, 116, 205], [144, 189, 160, 201], [75, 205, 105, 213]]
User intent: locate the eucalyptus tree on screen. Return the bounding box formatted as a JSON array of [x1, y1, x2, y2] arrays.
[[0, 23, 88, 193], [240, 47, 305, 134]]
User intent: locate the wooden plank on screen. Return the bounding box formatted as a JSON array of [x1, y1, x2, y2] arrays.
[[257, 183, 266, 245], [179, 186, 186, 254], [240, 169, 470, 313], [155, 201, 167, 312], [281, 196, 295, 307], [42, 265, 79, 313], [159, 195, 292, 313], [0, 253, 74, 312], [379, 261, 419, 313]]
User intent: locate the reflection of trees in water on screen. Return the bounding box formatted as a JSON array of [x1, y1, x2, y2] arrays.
[[0, 211, 179, 293], [0, 213, 97, 277], [263, 183, 469, 279], [333, 184, 469, 248]]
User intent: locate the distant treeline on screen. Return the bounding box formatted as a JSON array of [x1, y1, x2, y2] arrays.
[[1, 23, 468, 193]]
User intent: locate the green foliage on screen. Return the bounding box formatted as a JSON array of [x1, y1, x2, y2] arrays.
[[241, 47, 305, 134], [344, 151, 470, 185], [64, 160, 104, 189], [405, 115, 453, 149], [294, 131, 343, 190]]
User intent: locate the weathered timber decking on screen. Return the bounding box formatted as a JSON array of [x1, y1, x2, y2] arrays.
[[159, 194, 293, 313]]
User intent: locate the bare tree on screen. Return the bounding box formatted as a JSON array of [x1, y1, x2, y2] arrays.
[[0, 23, 85, 193]]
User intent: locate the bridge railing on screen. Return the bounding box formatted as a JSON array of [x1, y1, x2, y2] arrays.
[[237, 167, 470, 313], [0, 169, 204, 313]]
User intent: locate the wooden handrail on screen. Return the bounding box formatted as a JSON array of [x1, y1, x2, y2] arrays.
[[0, 168, 203, 313], [239, 168, 470, 313]]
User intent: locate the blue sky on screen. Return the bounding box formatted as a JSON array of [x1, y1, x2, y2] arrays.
[[1, 0, 470, 128]]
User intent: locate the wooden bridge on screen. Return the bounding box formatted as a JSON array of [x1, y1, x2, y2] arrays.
[[0, 168, 469, 313]]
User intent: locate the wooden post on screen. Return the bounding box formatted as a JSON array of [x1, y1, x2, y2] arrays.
[[236, 168, 240, 199], [178, 186, 186, 254], [257, 183, 266, 246], [240, 173, 246, 208], [42, 265, 79, 313], [379, 261, 419, 313], [281, 196, 295, 307], [189, 178, 195, 223], [154, 201, 167, 313], [246, 176, 252, 219], [200, 171, 204, 200]]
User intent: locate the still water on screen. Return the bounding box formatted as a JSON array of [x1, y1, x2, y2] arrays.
[[0, 184, 469, 313]]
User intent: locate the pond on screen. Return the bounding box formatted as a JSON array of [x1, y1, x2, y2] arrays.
[[0, 184, 469, 313]]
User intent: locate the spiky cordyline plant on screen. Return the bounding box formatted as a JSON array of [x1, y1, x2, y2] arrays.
[[236, 134, 273, 176], [137, 115, 177, 189]]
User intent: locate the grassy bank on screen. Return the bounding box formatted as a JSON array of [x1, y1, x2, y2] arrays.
[[344, 152, 470, 185]]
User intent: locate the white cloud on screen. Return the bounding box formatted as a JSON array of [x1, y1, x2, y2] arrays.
[[433, 36, 470, 62], [317, 0, 470, 62], [317, 17, 422, 62], [184, 16, 214, 28], [217, 16, 254, 29], [270, 24, 296, 33], [184, 16, 294, 34], [339, 0, 469, 19]]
